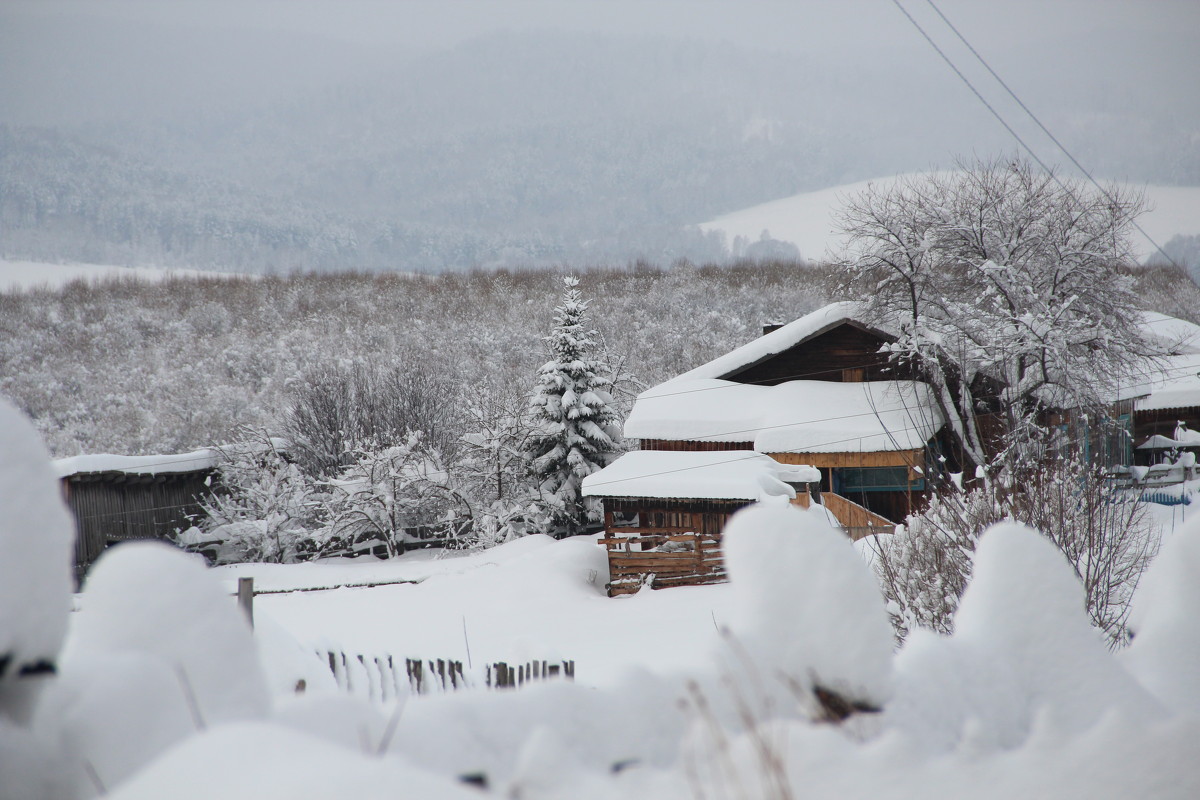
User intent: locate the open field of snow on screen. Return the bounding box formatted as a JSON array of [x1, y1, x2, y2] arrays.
[[0, 258, 239, 292], [700, 175, 1200, 263], [215, 534, 737, 691]]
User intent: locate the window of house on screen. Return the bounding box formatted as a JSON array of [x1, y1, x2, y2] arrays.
[[836, 466, 924, 493]]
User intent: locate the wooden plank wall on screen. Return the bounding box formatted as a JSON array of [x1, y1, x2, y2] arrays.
[[601, 497, 750, 595], [638, 439, 754, 452], [724, 323, 919, 386], [64, 469, 215, 580]]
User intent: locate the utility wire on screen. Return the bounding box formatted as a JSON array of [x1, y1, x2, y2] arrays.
[[920, 0, 1182, 268], [890, 0, 1180, 272]]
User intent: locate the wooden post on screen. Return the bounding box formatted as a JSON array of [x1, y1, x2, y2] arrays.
[[237, 577, 254, 628]]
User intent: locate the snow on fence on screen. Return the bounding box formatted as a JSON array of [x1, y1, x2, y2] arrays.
[[318, 652, 576, 700]]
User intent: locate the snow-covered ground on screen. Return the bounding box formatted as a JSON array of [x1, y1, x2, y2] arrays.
[[215, 534, 736, 691], [700, 175, 1200, 263], [0, 258, 239, 292], [4, 396, 1200, 798]]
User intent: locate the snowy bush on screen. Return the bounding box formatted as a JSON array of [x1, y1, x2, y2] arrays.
[[326, 437, 475, 556], [193, 433, 332, 564], [875, 455, 1158, 647], [283, 361, 465, 479]]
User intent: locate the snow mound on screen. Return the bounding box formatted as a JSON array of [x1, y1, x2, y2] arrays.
[[721, 502, 893, 709], [35, 543, 272, 793], [890, 523, 1163, 753], [1122, 513, 1200, 714], [66, 541, 271, 723], [0, 399, 74, 720], [105, 721, 480, 800]]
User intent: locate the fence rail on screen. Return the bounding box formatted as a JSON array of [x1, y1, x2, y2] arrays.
[[318, 651, 575, 700]]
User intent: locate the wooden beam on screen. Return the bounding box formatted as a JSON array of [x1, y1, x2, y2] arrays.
[[769, 450, 922, 469]]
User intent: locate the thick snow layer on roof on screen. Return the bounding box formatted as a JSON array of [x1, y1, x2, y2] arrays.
[[1140, 311, 1200, 355], [1120, 353, 1200, 411], [581, 450, 797, 501], [626, 377, 944, 452], [673, 300, 879, 382], [53, 449, 221, 478]]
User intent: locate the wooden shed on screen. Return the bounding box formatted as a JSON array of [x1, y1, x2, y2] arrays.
[[54, 450, 219, 582], [583, 450, 814, 595]]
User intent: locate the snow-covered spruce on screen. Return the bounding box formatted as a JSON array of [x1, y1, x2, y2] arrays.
[[527, 277, 623, 536]]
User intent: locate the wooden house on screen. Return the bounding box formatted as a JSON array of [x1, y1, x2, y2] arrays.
[[1116, 312, 1200, 485], [583, 302, 948, 595], [55, 450, 219, 582]]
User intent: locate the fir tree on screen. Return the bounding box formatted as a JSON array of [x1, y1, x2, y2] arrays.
[[528, 277, 623, 536]]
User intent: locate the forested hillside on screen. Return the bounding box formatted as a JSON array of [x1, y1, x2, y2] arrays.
[[3, 22, 1197, 272]]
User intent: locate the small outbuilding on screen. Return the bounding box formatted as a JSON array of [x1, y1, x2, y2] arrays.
[[55, 450, 219, 582]]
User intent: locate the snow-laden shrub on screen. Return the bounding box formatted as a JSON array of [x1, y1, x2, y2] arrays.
[[325, 437, 475, 556], [873, 484, 1003, 642], [192, 432, 333, 564], [875, 456, 1158, 647]]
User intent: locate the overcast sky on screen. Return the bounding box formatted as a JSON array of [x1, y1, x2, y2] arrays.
[[8, 0, 1198, 55], [3, 0, 1197, 185]]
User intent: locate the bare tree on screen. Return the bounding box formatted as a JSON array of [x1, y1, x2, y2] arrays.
[[837, 156, 1154, 483], [284, 361, 464, 477]]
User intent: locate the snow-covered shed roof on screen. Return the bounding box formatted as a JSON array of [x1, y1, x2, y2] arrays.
[[1139, 312, 1200, 356], [53, 449, 222, 479], [672, 300, 885, 382], [625, 378, 945, 453], [1118, 353, 1200, 412], [581, 450, 802, 501]]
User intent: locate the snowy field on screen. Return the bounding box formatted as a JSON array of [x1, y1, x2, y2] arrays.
[[0, 258, 239, 292], [700, 175, 1200, 263]]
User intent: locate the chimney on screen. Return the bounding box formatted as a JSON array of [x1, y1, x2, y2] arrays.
[[762, 322, 784, 336]]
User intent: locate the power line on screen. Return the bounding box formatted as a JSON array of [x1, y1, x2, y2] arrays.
[[888, 0, 1063, 180], [920, 0, 1182, 269]]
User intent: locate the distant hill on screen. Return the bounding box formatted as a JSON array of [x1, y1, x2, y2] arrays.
[[700, 174, 1200, 265], [2, 23, 1198, 271]]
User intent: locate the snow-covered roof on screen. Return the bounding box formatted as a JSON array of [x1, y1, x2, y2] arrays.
[[672, 301, 883, 382], [625, 378, 944, 453], [1119, 353, 1200, 412], [581, 450, 799, 501], [53, 448, 222, 479], [1139, 312, 1200, 355]]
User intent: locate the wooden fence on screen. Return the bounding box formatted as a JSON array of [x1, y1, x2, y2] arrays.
[[601, 532, 725, 596], [319, 651, 575, 700]]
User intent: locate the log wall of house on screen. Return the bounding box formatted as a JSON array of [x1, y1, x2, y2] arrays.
[[638, 439, 754, 452], [724, 323, 919, 386], [64, 469, 214, 581]]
